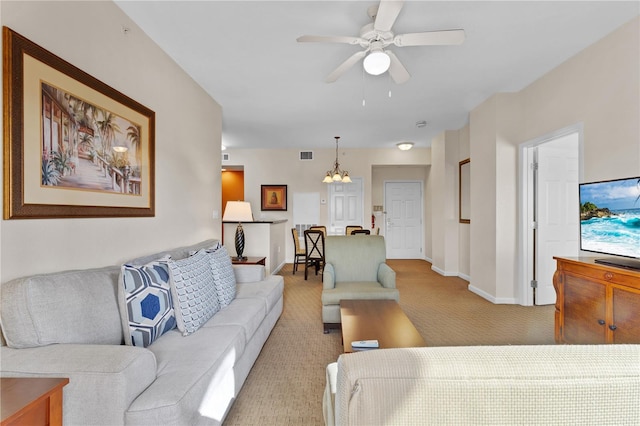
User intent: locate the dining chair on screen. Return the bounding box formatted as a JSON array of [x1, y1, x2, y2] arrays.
[[304, 229, 325, 280], [291, 228, 306, 274], [351, 229, 371, 235], [309, 225, 327, 236], [345, 225, 363, 235]]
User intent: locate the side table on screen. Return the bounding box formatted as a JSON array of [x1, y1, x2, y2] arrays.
[[1, 377, 69, 426], [231, 256, 266, 266]]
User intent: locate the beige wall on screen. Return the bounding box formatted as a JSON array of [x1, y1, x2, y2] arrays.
[[225, 147, 431, 262], [464, 16, 639, 303], [0, 1, 222, 281]]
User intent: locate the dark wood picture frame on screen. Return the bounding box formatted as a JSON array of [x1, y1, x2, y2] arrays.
[[261, 185, 287, 211], [459, 158, 470, 223], [3, 27, 155, 219]]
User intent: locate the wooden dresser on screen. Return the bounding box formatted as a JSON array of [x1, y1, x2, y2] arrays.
[[553, 257, 640, 344]]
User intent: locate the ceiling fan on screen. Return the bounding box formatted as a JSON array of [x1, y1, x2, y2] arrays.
[[297, 0, 465, 84]]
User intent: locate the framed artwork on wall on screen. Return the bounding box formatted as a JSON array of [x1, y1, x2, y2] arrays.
[[261, 185, 287, 211], [3, 26, 155, 219]]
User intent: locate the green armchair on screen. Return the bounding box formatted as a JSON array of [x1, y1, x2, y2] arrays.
[[321, 235, 398, 333]]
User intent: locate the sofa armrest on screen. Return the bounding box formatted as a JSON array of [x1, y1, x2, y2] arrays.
[[1, 344, 156, 426], [377, 263, 396, 289], [233, 264, 266, 283], [323, 263, 336, 290]]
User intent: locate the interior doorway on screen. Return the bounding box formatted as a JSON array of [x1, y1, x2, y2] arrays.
[[221, 166, 244, 215], [328, 177, 364, 235], [384, 181, 423, 259], [520, 126, 581, 306]]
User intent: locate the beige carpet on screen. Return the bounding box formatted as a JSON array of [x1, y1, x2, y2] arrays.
[[223, 260, 555, 425]]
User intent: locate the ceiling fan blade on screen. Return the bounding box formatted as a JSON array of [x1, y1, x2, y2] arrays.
[[297, 35, 363, 45], [374, 0, 404, 32], [325, 51, 367, 83], [394, 29, 465, 47], [386, 51, 410, 84]]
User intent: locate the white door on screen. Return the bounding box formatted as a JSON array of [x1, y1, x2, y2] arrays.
[[535, 133, 579, 305], [329, 177, 363, 235], [385, 181, 422, 258]]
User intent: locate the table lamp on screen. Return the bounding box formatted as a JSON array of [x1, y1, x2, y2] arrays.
[[223, 201, 253, 260]]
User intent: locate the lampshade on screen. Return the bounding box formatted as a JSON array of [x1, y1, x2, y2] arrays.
[[223, 201, 253, 222], [396, 142, 414, 151], [363, 50, 390, 76]]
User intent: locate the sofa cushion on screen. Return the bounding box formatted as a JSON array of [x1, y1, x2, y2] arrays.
[[204, 298, 266, 343], [0, 266, 123, 349], [128, 325, 246, 425], [235, 275, 284, 314], [208, 246, 237, 308], [168, 250, 220, 336], [119, 257, 176, 347]]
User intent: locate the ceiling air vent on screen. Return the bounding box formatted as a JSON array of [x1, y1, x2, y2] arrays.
[[222, 153, 230, 161], [299, 151, 313, 161]]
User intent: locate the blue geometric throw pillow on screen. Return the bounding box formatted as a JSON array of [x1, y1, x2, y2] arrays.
[[119, 257, 176, 347]]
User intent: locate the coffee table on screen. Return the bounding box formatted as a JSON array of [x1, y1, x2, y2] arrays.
[[340, 299, 426, 353]]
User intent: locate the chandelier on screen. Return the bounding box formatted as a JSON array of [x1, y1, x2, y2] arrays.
[[322, 136, 352, 183]]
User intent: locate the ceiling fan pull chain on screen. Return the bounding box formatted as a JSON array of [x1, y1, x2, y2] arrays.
[[388, 73, 392, 98], [362, 66, 366, 107]]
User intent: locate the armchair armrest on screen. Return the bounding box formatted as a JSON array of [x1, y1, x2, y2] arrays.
[[323, 263, 336, 290], [377, 263, 396, 289]]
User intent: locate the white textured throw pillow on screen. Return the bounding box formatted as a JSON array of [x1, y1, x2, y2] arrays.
[[168, 249, 220, 336], [208, 246, 237, 308]]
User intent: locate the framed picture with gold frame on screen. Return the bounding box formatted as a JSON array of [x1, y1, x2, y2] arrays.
[[3, 26, 155, 219], [261, 185, 287, 211]]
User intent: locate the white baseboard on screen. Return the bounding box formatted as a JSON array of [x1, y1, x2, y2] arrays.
[[458, 272, 470, 282], [271, 261, 286, 275], [468, 284, 517, 304], [430, 265, 458, 277]]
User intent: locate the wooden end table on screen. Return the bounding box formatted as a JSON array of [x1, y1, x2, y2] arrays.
[[1, 377, 69, 426], [231, 256, 266, 266], [340, 299, 426, 353]]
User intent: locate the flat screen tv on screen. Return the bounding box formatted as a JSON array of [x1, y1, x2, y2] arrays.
[[579, 176, 640, 270]]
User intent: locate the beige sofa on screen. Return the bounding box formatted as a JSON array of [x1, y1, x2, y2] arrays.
[[324, 345, 640, 425], [322, 236, 398, 333], [1, 239, 283, 426]]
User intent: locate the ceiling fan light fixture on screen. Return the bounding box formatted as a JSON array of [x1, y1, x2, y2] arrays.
[[397, 142, 414, 151], [363, 50, 390, 75]]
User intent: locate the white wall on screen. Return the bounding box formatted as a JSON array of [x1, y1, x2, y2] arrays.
[[225, 147, 431, 263], [1, 1, 222, 281], [464, 16, 639, 303]]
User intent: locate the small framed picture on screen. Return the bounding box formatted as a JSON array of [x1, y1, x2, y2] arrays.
[[261, 185, 287, 211]]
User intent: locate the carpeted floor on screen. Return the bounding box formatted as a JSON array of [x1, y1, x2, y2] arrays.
[[223, 259, 555, 425]]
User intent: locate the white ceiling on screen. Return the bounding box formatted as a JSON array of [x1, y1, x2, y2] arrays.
[[115, 1, 639, 150]]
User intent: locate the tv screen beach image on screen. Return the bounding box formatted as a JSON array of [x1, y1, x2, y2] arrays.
[[580, 177, 640, 258]]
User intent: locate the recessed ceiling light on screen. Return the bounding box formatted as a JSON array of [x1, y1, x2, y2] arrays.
[[397, 142, 414, 151]]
